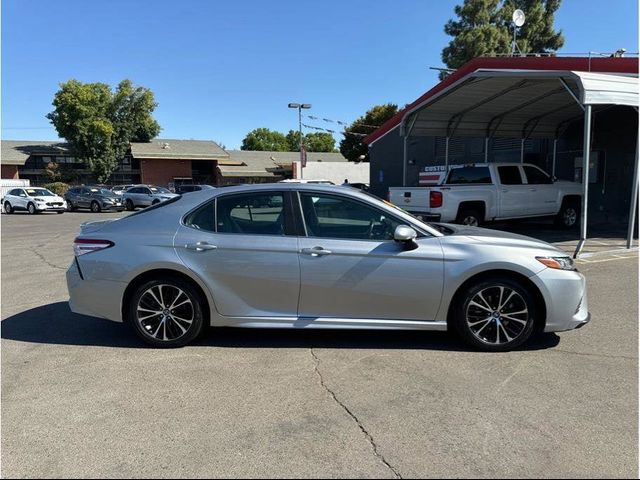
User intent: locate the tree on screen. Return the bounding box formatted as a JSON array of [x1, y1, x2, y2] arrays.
[[339, 103, 398, 162], [241, 128, 289, 151], [441, 0, 564, 72], [286, 130, 336, 152], [47, 79, 160, 183]]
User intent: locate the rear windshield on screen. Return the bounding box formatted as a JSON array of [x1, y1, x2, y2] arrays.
[[446, 167, 492, 184], [126, 195, 182, 218]]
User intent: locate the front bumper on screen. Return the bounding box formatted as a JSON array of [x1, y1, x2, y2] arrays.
[[36, 202, 66, 211], [530, 267, 591, 332]]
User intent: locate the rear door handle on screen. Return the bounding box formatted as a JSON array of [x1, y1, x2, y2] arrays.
[[301, 247, 332, 256], [185, 241, 217, 252]]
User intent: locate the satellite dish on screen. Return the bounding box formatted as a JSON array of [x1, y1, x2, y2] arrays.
[[512, 9, 526, 27]]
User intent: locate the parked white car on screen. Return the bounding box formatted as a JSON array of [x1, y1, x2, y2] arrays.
[[389, 163, 583, 228], [2, 187, 67, 214]]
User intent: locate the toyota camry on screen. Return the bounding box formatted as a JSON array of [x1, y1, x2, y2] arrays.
[[66, 183, 590, 351]]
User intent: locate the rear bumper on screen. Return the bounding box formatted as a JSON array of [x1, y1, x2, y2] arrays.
[[66, 260, 126, 322]]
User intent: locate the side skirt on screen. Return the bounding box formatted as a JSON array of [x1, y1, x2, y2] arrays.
[[212, 316, 448, 331]]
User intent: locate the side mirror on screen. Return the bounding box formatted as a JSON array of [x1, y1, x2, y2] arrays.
[[394, 225, 417, 243]]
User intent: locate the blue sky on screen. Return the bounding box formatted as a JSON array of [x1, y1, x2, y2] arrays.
[[2, 0, 638, 149]]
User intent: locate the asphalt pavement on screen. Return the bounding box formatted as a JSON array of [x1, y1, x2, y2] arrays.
[[1, 210, 638, 478]]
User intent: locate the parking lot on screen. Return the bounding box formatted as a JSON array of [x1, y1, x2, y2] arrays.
[[1, 210, 638, 478]]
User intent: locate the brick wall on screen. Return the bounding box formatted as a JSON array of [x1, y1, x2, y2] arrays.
[[139, 159, 192, 186], [1, 165, 19, 179]]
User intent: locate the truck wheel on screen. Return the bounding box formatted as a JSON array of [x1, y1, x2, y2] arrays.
[[456, 208, 482, 227], [555, 199, 579, 229]]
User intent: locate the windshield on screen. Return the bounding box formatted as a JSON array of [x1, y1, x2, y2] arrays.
[[150, 186, 171, 194], [90, 188, 116, 196], [26, 188, 54, 197]]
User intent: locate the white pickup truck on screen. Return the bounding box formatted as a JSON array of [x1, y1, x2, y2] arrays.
[[389, 163, 583, 228]]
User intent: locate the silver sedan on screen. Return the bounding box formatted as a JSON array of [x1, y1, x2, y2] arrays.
[[66, 184, 590, 351]]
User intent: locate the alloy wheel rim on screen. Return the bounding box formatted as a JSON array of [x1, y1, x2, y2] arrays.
[[92, 203, 99, 212], [28, 204, 35, 214], [463, 216, 478, 226], [466, 286, 529, 345], [564, 208, 577, 226], [136, 284, 194, 342]]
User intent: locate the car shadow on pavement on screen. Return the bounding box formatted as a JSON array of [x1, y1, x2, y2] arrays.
[[1, 302, 561, 352]]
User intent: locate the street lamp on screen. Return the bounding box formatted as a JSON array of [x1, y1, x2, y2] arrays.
[[288, 102, 311, 179]]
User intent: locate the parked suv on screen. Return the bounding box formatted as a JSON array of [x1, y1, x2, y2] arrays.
[[123, 185, 179, 211], [3, 187, 66, 214], [65, 186, 125, 213], [174, 184, 216, 194], [110, 185, 136, 196]]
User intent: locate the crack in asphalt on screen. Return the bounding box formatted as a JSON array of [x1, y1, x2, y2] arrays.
[[29, 247, 67, 271], [550, 348, 637, 360], [310, 348, 402, 479]]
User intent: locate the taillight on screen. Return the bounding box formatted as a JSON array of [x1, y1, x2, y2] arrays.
[[430, 191, 443, 208], [73, 238, 114, 256]]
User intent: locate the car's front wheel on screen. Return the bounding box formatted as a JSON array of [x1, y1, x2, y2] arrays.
[[452, 278, 537, 352], [91, 200, 101, 213], [125, 199, 134, 211], [27, 202, 37, 215], [127, 278, 205, 347]]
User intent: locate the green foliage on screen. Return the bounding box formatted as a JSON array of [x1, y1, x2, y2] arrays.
[[42, 182, 70, 196], [285, 130, 335, 152], [339, 103, 399, 162], [241, 128, 289, 151], [47, 79, 161, 183], [45, 162, 79, 184], [441, 0, 564, 72], [242, 128, 336, 153]]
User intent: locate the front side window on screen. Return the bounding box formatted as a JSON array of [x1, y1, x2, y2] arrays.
[[300, 192, 402, 241], [447, 166, 492, 184], [216, 193, 285, 235], [498, 166, 523, 185], [523, 166, 552, 184]]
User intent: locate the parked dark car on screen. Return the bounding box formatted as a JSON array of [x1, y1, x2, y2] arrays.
[[174, 184, 216, 194], [345, 182, 370, 192], [65, 186, 125, 213]]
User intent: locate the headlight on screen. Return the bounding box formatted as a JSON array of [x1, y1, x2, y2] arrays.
[[35, 199, 46, 203], [536, 256, 576, 271]]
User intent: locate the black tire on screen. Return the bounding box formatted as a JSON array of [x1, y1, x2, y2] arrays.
[[91, 200, 102, 213], [127, 277, 205, 348], [152, 199, 160, 205], [451, 277, 537, 352], [456, 207, 483, 227], [125, 199, 134, 211], [4, 202, 12, 214], [57, 211, 64, 214], [27, 202, 37, 215], [555, 199, 580, 229]]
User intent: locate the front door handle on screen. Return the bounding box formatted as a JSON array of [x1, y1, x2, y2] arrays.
[[185, 241, 217, 252], [301, 247, 332, 257]]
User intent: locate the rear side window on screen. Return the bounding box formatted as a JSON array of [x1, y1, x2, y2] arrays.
[[447, 167, 492, 184], [216, 193, 285, 236], [184, 200, 215, 232], [498, 166, 524, 185]]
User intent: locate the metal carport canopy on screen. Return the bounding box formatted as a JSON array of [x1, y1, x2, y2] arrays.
[[401, 70, 638, 139], [399, 69, 639, 258]]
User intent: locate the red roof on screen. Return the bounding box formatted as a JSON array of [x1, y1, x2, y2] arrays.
[[364, 56, 639, 145]]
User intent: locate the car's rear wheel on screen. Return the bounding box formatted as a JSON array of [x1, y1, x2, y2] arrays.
[[452, 278, 537, 352], [456, 207, 482, 227], [91, 200, 101, 213], [4, 202, 12, 214], [27, 202, 37, 215], [555, 199, 579, 229], [125, 199, 134, 211], [128, 278, 205, 347]]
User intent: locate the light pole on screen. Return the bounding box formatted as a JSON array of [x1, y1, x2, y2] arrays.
[[288, 102, 311, 179]]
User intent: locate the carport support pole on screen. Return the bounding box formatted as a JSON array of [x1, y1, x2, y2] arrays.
[[520, 139, 525, 163], [552, 139, 557, 177], [574, 105, 592, 258], [485, 137, 489, 162], [626, 136, 639, 248], [445, 136, 450, 169]]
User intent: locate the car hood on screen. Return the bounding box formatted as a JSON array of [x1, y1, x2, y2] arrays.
[[34, 196, 64, 203], [433, 223, 565, 255]]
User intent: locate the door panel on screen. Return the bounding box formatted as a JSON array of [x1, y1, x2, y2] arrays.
[[298, 237, 444, 320], [497, 166, 529, 217], [523, 166, 557, 215]]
